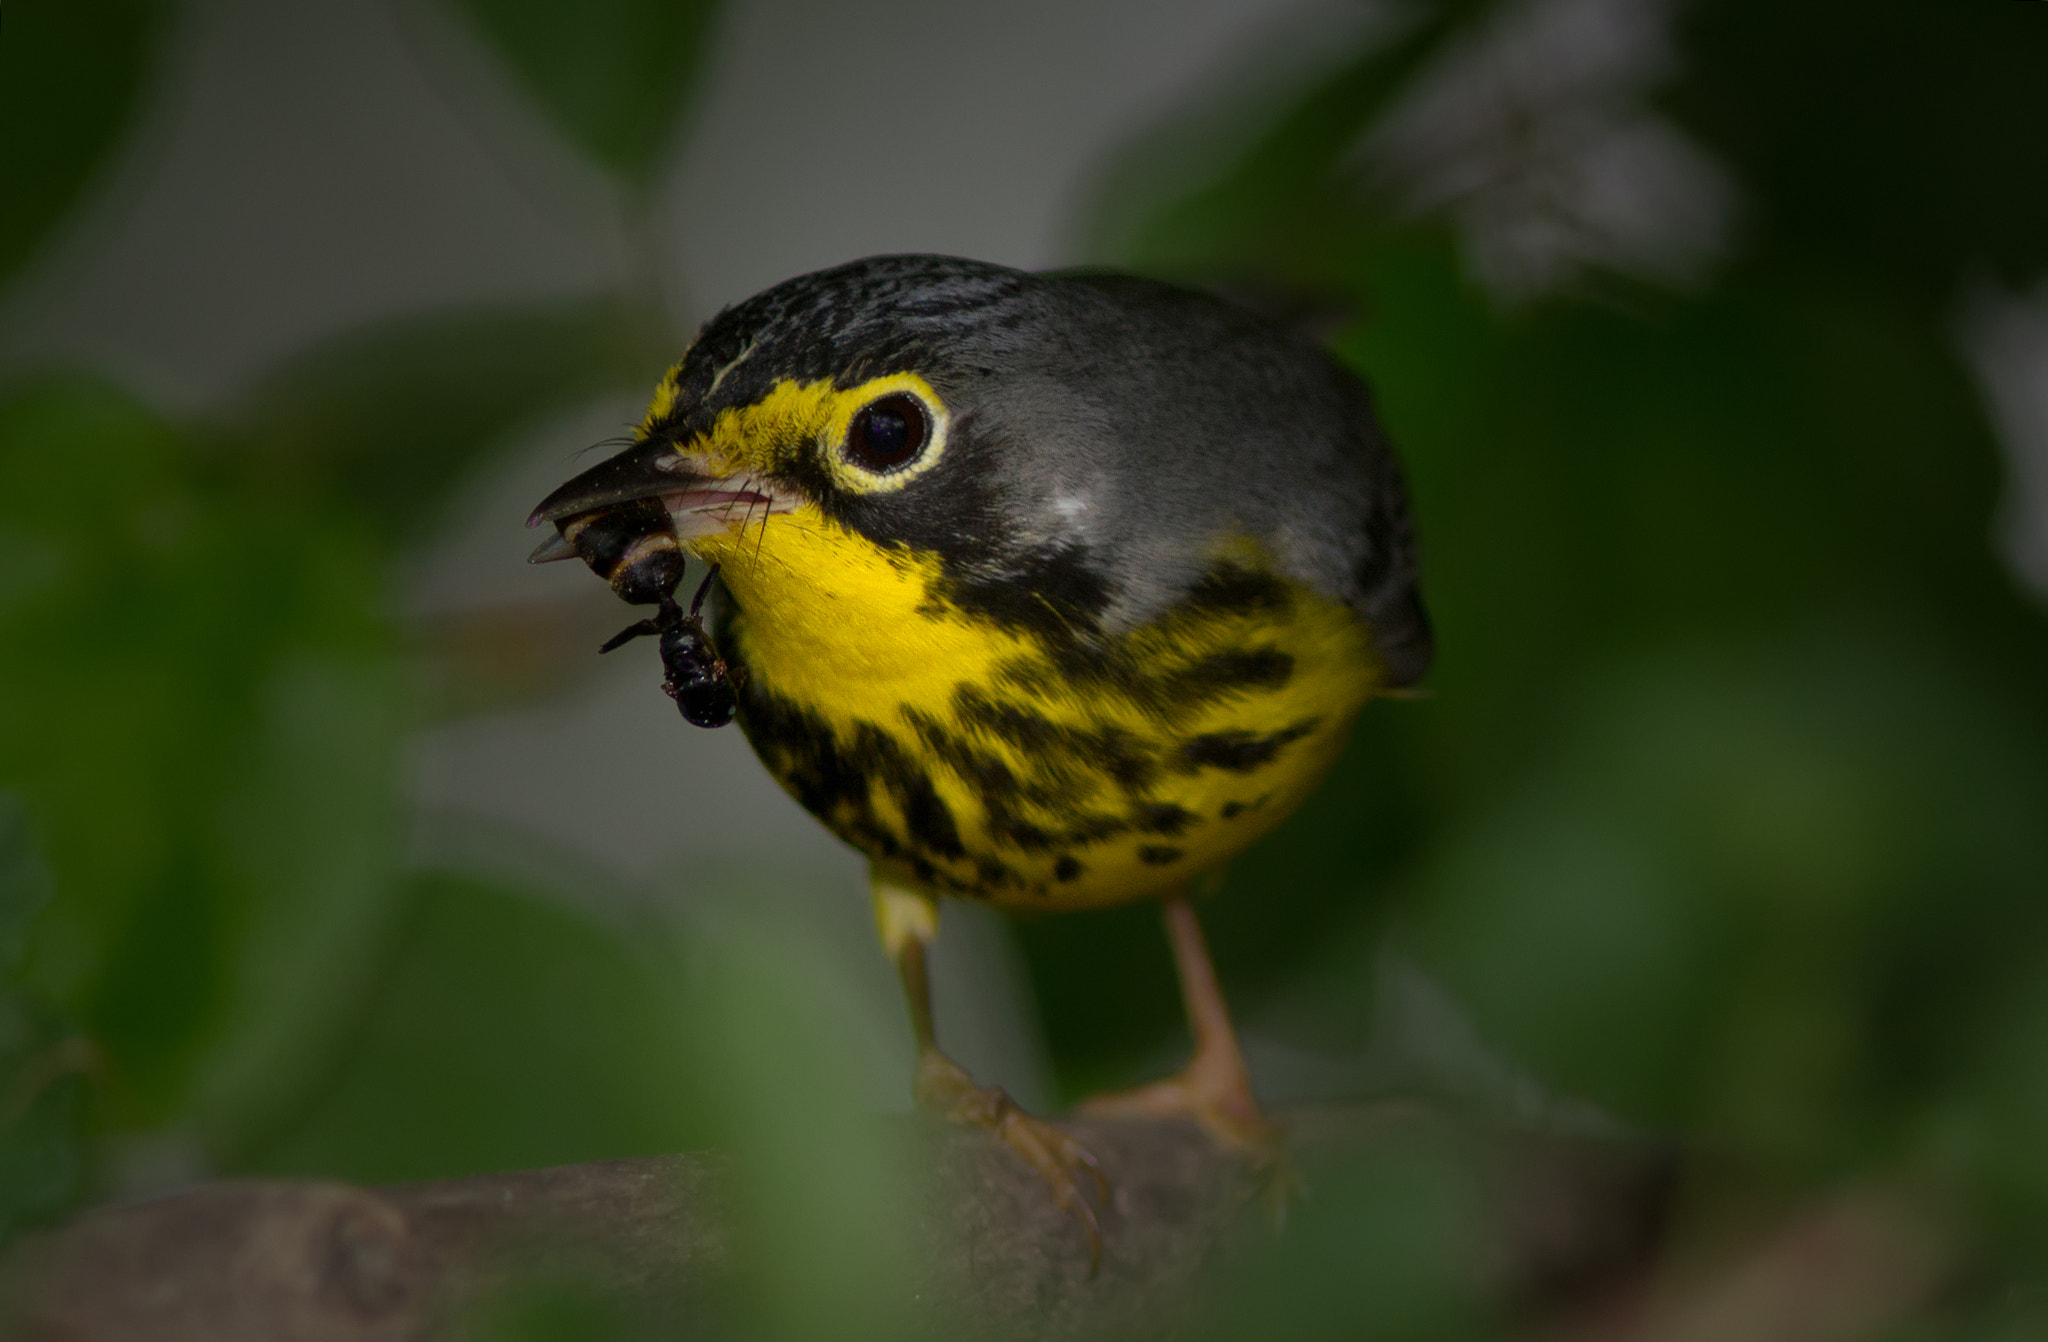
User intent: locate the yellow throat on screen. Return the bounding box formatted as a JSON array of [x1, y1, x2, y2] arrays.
[[691, 507, 1385, 911]]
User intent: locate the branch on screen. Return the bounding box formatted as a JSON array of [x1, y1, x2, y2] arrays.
[[2, 1104, 1671, 1341]]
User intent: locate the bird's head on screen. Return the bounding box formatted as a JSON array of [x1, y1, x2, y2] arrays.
[[530, 254, 1429, 684]]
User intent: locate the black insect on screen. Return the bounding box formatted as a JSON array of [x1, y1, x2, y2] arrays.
[[599, 567, 737, 728]]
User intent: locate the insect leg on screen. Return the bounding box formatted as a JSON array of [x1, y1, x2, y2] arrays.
[[689, 564, 721, 619]]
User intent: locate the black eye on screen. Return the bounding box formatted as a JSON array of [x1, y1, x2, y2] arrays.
[[845, 394, 929, 472]]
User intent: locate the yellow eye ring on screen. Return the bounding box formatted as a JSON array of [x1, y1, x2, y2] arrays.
[[823, 373, 950, 494], [846, 394, 930, 472]]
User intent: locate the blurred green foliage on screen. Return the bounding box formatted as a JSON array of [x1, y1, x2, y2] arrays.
[[0, 0, 170, 292], [234, 299, 672, 546], [3, 0, 2047, 1336], [0, 0, 685, 1251], [1021, 1, 2048, 1331], [1191, 1129, 1487, 1342], [441, 0, 722, 189], [241, 872, 702, 1186], [0, 375, 400, 1134]]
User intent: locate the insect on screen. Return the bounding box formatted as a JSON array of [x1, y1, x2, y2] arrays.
[[535, 492, 742, 728], [597, 565, 736, 728]]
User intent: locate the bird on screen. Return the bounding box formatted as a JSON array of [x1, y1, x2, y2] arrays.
[[528, 254, 1430, 1263]]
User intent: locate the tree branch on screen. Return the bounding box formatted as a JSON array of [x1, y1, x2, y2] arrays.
[[2, 1104, 1673, 1341]]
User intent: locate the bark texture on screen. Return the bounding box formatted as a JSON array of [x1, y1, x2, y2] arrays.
[[1, 1105, 1673, 1341]]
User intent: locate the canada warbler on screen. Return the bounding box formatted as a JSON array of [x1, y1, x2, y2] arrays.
[[529, 254, 1430, 1259]]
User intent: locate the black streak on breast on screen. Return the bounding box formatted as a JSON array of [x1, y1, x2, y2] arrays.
[[1176, 720, 1321, 774], [725, 554, 1344, 897], [737, 681, 1015, 895]]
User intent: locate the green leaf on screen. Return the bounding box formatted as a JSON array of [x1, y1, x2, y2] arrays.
[[180, 652, 413, 1159], [1086, 0, 1483, 278], [0, 797, 90, 1244], [239, 873, 701, 1184], [442, 0, 722, 188], [0, 0, 170, 291], [1192, 1129, 1486, 1342], [0, 795, 54, 979], [231, 298, 670, 544], [1674, 0, 2048, 300], [0, 376, 405, 1128], [0, 991, 92, 1244], [1411, 633, 2048, 1151]]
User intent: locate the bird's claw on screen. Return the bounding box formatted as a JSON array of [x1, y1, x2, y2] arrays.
[[993, 1103, 1108, 1277], [916, 1050, 1110, 1278], [1078, 1059, 1296, 1222]]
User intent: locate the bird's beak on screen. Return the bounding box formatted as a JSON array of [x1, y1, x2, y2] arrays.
[[525, 440, 786, 563]]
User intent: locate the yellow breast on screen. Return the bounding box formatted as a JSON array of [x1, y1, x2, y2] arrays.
[[692, 506, 1385, 911]]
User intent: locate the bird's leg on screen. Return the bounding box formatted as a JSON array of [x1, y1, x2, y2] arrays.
[[1077, 890, 1282, 1163], [872, 876, 1108, 1271]]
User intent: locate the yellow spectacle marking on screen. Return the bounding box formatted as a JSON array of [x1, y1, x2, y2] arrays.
[[641, 356, 689, 428], [691, 379, 835, 476], [647, 373, 951, 496], [820, 372, 950, 495]]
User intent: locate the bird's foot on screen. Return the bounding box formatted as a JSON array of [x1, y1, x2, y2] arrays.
[[1077, 1054, 1279, 1159], [915, 1049, 1109, 1275], [1077, 1050, 1297, 1218]]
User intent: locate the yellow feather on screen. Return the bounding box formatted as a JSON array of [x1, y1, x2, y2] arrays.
[[692, 506, 1383, 912]]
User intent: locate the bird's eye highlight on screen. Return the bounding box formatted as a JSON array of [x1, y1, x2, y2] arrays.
[[845, 394, 929, 473]]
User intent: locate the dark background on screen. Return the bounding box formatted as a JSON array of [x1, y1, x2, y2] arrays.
[[4, 1, 2046, 1336]]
